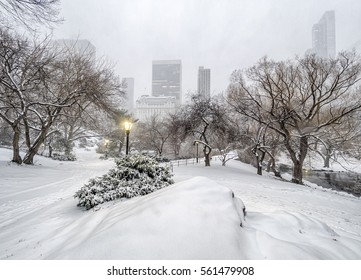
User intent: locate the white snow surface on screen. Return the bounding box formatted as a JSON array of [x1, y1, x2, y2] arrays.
[[1, 148, 361, 260]]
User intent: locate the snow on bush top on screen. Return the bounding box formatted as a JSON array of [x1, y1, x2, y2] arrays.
[[74, 154, 174, 210]]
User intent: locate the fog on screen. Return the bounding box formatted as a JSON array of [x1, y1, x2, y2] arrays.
[[52, 0, 361, 100]]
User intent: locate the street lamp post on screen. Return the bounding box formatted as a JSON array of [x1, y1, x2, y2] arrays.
[[193, 141, 199, 163], [124, 121, 132, 156]]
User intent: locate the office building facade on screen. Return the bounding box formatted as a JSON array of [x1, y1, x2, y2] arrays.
[[135, 95, 176, 122], [312, 11, 336, 58], [152, 60, 182, 104], [197, 66, 211, 98]]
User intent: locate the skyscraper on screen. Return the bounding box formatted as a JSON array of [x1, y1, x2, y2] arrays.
[[197, 66, 211, 99], [312, 11, 336, 58], [152, 60, 182, 104], [123, 77, 135, 114]]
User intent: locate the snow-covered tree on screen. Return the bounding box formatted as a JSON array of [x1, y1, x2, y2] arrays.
[[228, 52, 361, 184], [133, 115, 172, 156], [0, 29, 55, 163], [165, 113, 188, 158], [0, 0, 61, 30], [0, 28, 124, 164]]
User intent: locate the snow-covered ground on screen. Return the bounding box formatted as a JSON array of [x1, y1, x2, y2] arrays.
[[0, 148, 361, 259]]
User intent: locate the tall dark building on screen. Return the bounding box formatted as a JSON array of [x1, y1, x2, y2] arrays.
[[312, 11, 336, 58], [197, 66, 211, 99], [152, 60, 182, 104]]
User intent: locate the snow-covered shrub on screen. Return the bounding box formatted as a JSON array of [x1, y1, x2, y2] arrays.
[[74, 155, 174, 210], [52, 153, 77, 161], [99, 151, 120, 160]]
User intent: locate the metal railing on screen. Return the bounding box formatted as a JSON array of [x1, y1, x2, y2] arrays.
[[163, 156, 222, 172]]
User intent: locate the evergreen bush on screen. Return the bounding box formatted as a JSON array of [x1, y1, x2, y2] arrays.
[[74, 154, 174, 210], [52, 153, 77, 161]]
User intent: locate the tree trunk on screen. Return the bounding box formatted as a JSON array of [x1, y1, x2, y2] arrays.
[[259, 150, 266, 175], [291, 136, 308, 184], [204, 154, 211, 166], [12, 125, 22, 164], [253, 146, 265, 176], [23, 118, 31, 149], [285, 135, 308, 184], [23, 108, 61, 164], [269, 157, 281, 178], [204, 146, 211, 166], [255, 153, 262, 175], [49, 144, 53, 157], [323, 145, 333, 168], [324, 154, 330, 168], [292, 161, 303, 184], [64, 141, 73, 156], [257, 161, 262, 175], [23, 127, 49, 164], [64, 125, 74, 156]]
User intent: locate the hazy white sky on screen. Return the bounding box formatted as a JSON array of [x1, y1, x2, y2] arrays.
[[52, 0, 361, 100]]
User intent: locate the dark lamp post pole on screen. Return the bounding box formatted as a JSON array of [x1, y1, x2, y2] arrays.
[[196, 141, 199, 163]]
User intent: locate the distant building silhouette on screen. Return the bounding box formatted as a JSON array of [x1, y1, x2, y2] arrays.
[[152, 60, 182, 104], [135, 95, 176, 122], [52, 39, 96, 60], [135, 60, 181, 122], [123, 77, 135, 114], [312, 11, 336, 58], [197, 66, 211, 99]]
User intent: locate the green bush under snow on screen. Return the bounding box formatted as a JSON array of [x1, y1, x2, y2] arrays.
[[74, 155, 174, 210]]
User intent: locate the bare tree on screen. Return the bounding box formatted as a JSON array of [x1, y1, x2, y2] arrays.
[[228, 52, 361, 184], [182, 94, 236, 166], [0, 29, 55, 163], [182, 95, 214, 166], [165, 113, 188, 158], [0, 29, 123, 164], [208, 108, 242, 166], [0, 0, 61, 30], [310, 114, 361, 168], [21, 49, 122, 164], [247, 122, 282, 176], [133, 115, 171, 156]]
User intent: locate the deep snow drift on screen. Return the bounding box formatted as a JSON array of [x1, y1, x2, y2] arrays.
[[0, 148, 361, 259]]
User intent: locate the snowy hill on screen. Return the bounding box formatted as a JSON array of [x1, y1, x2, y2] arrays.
[[0, 148, 361, 259]]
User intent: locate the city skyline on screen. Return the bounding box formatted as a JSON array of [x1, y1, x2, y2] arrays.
[[52, 0, 361, 101]]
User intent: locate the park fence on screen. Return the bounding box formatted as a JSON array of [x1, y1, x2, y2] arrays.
[[163, 156, 221, 172]]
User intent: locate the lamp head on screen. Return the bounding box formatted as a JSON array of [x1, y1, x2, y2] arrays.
[[124, 121, 132, 132]]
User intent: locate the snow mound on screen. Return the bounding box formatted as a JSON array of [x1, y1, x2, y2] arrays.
[[44, 176, 361, 260], [47, 177, 246, 259], [242, 211, 361, 259]]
